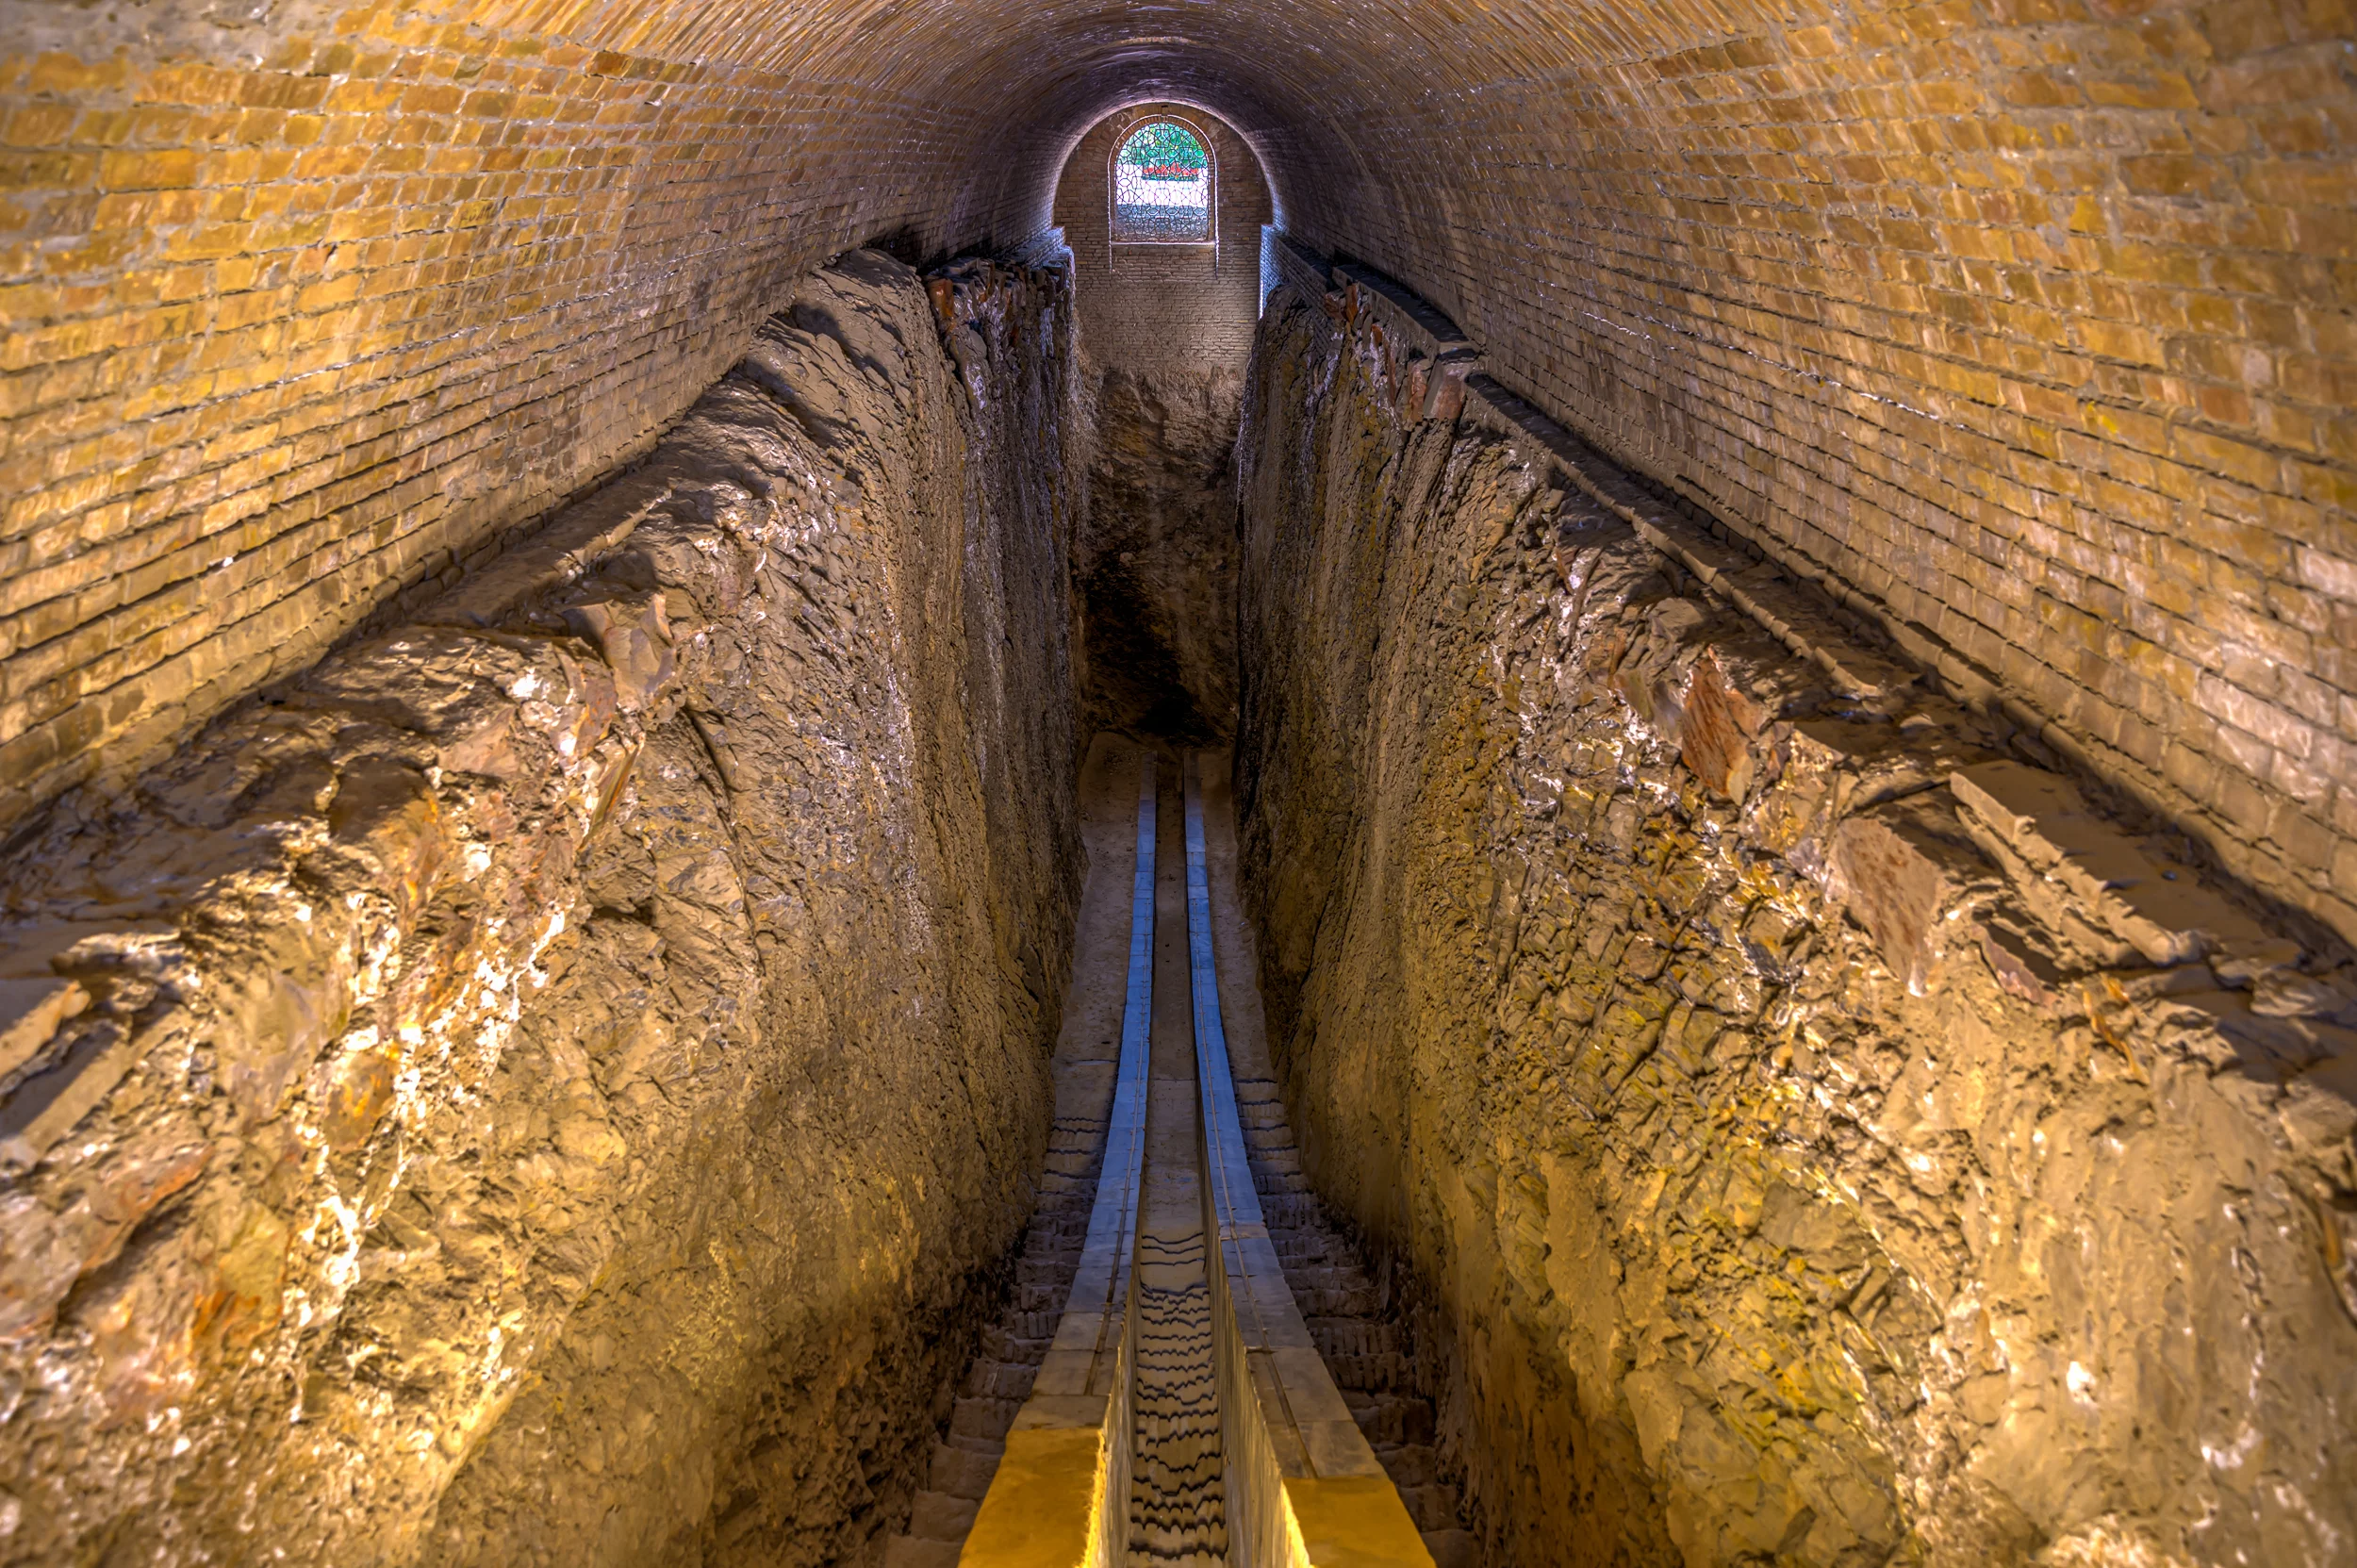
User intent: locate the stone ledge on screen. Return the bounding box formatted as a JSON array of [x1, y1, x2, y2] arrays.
[[1264, 229, 2357, 955]]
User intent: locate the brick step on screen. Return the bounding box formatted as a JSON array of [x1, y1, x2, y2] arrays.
[[961, 1359, 1039, 1399], [1374, 1443, 1441, 1488], [905, 1489, 979, 1541], [881, 1536, 959, 1568], [927, 1440, 1001, 1498], [1322, 1351, 1409, 1390], [1424, 1528, 1481, 1568], [1344, 1391, 1434, 1447], [978, 1326, 1048, 1362], [1308, 1319, 1402, 1357], [949, 1396, 1019, 1443], [1269, 1257, 1362, 1282]]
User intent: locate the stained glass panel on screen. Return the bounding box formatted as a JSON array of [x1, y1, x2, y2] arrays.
[[1113, 122, 1211, 242]]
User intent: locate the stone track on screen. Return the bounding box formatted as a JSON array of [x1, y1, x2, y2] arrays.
[[885, 746, 1447, 1567], [1125, 1234, 1228, 1565]]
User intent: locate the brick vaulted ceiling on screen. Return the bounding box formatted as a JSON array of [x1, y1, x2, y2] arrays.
[[2, 0, 2353, 935]]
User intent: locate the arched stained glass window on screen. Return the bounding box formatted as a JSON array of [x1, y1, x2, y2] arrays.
[[1113, 121, 1212, 243]]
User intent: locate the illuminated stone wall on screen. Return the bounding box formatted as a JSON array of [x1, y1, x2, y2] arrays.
[[1054, 104, 1271, 740], [1235, 272, 2357, 1568], [0, 249, 1084, 1566]]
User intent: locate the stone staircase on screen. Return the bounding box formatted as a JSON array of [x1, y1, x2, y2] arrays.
[[1232, 1076, 1484, 1568], [877, 1102, 1105, 1567]]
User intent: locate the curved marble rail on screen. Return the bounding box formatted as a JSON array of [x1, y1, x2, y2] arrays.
[[959, 754, 1431, 1568]]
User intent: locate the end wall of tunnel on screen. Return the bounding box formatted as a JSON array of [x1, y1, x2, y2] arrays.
[[1058, 104, 1270, 743]]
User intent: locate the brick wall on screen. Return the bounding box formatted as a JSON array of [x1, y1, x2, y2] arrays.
[[5, 0, 2353, 937], [0, 7, 1048, 826], [1054, 105, 1270, 376], [1231, 9, 2357, 943]]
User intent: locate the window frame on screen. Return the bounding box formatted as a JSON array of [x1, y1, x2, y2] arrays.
[[1108, 113, 1218, 250]]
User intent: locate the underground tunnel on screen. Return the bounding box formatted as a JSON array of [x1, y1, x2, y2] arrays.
[[0, 1, 2354, 1564]]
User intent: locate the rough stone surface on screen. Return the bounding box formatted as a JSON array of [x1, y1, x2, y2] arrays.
[[0, 248, 1085, 1566], [1236, 282, 2357, 1568]]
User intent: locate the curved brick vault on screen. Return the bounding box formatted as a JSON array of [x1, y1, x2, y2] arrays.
[[2, 0, 2353, 936]]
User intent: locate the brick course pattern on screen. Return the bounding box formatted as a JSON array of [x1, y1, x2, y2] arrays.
[[3, 0, 2355, 937], [1056, 105, 1270, 378]]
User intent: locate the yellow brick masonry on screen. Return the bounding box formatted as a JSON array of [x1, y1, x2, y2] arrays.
[[2, 0, 2354, 943], [1055, 105, 1272, 376], [0, 6, 1033, 827], [1233, 0, 2357, 945]]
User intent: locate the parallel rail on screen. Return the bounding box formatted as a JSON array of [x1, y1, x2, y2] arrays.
[[960, 753, 1430, 1567]]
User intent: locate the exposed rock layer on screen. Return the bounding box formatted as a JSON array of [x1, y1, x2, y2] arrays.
[[0, 249, 1084, 1566], [1235, 282, 2357, 1567], [1075, 367, 1242, 743]]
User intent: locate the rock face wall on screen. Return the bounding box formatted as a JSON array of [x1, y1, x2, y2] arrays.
[[1235, 279, 2357, 1568], [0, 248, 1084, 1566], [1054, 107, 1273, 742]]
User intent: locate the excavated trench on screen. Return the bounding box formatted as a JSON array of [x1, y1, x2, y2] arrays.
[[1, 122, 2354, 1568]]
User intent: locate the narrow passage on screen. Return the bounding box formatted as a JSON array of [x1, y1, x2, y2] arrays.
[[1129, 755, 1228, 1562], [897, 743, 1442, 1568]]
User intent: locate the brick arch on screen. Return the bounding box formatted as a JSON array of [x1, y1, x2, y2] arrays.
[[3, 0, 2352, 933]]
